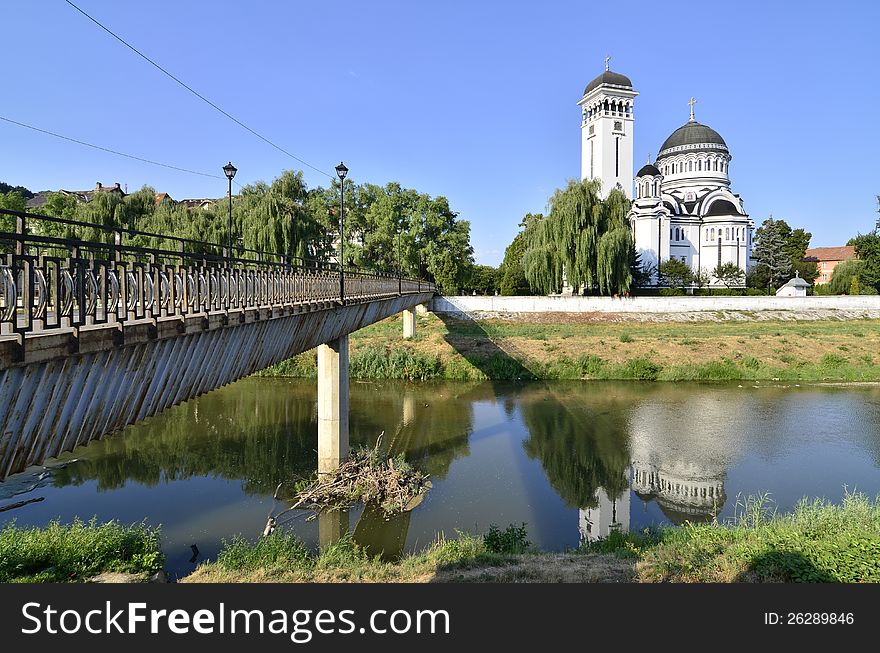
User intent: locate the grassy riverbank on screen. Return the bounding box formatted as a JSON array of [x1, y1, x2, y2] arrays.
[[183, 493, 880, 583], [4, 495, 879, 582], [0, 519, 163, 583], [257, 313, 880, 382]]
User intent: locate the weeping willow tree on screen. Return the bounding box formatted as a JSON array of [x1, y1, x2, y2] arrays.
[[522, 178, 633, 295]]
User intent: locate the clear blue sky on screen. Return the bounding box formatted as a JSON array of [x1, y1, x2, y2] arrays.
[[4, 0, 879, 265]]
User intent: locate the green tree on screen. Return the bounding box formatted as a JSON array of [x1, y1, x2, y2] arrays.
[[658, 258, 693, 290], [848, 231, 880, 292], [463, 265, 499, 295], [522, 179, 633, 296], [829, 259, 877, 295], [752, 216, 793, 293], [0, 191, 26, 232], [629, 245, 655, 289], [713, 262, 745, 288], [0, 182, 34, 199]]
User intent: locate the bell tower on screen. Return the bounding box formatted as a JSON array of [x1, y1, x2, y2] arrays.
[[578, 57, 638, 199]]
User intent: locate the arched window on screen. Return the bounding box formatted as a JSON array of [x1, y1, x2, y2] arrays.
[[670, 227, 673, 240], [653, 181, 658, 195], [698, 160, 702, 171], [689, 161, 693, 172], [711, 228, 715, 240], [725, 228, 730, 240]]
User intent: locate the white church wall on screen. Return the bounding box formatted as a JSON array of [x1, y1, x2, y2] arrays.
[[431, 294, 880, 316]]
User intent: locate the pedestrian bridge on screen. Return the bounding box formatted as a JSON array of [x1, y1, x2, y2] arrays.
[[0, 208, 433, 480]]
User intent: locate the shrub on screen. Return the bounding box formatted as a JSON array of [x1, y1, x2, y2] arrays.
[[484, 523, 530, 554]]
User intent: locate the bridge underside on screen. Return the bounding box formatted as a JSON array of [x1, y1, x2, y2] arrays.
[[0, 292, 432, 479]]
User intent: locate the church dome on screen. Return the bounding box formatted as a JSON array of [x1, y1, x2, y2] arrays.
[[583, 70, 633, 95], [657, 121, 728, 157], [636, 163, 661, 178]]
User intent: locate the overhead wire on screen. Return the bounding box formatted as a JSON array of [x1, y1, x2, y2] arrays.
[[63, 0, 336, 181]]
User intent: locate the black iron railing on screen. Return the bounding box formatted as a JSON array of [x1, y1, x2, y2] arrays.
[[0, 208, 433, 337]]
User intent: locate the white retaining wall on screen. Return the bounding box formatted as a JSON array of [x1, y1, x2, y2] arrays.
[[432, 295, 880, 315]]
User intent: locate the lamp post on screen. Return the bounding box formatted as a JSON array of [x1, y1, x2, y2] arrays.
[[222, 162, 237, 263], [335, 161, 348, 302]]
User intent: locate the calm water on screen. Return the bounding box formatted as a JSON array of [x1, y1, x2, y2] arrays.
[[2, 378, 880, 578]]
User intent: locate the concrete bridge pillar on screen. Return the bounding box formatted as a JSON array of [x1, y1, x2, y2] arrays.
[[317, 334, 349, 475], [402, 307, 417, 339]]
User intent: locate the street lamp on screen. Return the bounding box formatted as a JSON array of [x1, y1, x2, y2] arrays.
[[335, 161, 348, 302], [222, 162, 237, 262]]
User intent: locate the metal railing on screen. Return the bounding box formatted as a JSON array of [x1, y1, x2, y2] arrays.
[[0, 208, 434, 337]]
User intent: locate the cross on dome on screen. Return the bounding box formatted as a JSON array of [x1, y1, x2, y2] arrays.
[[688, 97, 697, 121], [604, 55, 611, 71]]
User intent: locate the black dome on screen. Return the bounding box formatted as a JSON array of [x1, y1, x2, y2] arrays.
[[584, 70, 633, 95], [636, 163, 661, 177], [658, 121, 727, 156], [704, 199, 743, 216]]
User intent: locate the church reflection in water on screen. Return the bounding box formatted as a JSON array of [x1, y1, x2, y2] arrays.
[[577, 392, 741, 542]]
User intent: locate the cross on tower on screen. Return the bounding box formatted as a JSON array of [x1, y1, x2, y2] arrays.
[[604, 55, 611, 71], [688, 97, 697, 121]]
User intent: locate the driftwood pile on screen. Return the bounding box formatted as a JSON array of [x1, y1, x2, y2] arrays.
[[263, 434, 431, 536]]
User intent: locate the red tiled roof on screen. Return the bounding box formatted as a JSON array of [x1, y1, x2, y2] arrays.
[[804, 246, 856, 262]]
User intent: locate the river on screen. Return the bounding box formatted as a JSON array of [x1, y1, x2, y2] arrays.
[[2, 378, 879, 578]]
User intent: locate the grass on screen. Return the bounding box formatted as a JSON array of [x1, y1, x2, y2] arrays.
[[255, 313, 880, 383], [183, 526, 633, 583], [581, 491, 880, 583], [185, 493, 880, 583], [0, 518, 163, 583]]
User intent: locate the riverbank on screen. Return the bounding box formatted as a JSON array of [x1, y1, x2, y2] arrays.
[[186, 492, 880, 583], [4, 494, 879, 582], [257, 312, 880, 382], [0, 519, 163, 583]]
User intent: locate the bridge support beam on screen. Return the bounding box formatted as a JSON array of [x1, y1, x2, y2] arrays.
[[402, 307, 416, 339], [317, 334, 349, 475], [318, 509, 350, 549]]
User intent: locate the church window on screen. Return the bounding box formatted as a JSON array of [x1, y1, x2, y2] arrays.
[[653, 181, 658, 195], [590, 141, 594, 177], [670, 227, 673, 240], [713, 160, 718, 171], [615, 137, 619, 177], [614, 120, 623, 131], [711, 228, 715, 240], [725, 228, 730, 240], [698, 160, 702, 171], [689, 161, 693, 172], [589, 124, 594, 135]]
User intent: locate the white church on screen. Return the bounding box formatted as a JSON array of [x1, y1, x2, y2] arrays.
[[579, 60, 754, 286]]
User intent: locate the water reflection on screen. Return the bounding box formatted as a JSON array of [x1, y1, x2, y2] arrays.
[[3, 378, 880, 578]]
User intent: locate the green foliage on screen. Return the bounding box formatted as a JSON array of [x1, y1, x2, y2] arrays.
[[713, 261, 745, 288], [24, 171, 473, 285], [618, 333, 633, 343], [464, 264, 500, 295], [522, 179, 633, 295], [0, 518, 163, 582], [484, 523, 531, 554], [658, 258, 693, 289], [0, 181, 34, 199], [499, 220, 536, 295], [751, 216, 809, 290], [829, 259, 877, 294], [848, 230, 880, 292]]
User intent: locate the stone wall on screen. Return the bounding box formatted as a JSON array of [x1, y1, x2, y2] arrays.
[[432, 294, 880, 316]]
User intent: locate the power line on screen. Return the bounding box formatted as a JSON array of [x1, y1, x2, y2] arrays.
[[64, 0, 335, 181], [1, 115, 231, 182]]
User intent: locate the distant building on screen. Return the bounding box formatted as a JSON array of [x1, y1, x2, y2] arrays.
[[804, 246, 856, 285], [154, 192, 174, 206], [177, 198, 216, 209], [776, 271, 810, 297], [26, 182, 127, 210]]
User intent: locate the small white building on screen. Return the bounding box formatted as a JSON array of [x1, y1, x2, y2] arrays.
[[776, 272, 811, 297], [579, 60, 755, 287]]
